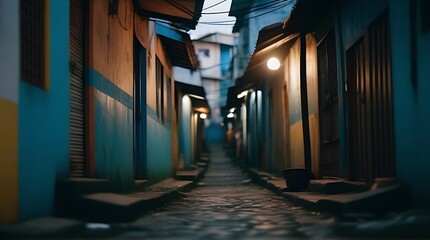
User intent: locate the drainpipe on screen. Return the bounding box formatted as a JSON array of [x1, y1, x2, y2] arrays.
[[299, 32, 312, 173]]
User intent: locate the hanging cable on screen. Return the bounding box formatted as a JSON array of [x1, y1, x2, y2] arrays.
[[203, 0, 290, 15], [198, 1, 293, 24], [203, 0, 227, 11]]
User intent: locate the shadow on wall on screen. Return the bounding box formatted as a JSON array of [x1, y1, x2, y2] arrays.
[[205, 122, 224, 143]]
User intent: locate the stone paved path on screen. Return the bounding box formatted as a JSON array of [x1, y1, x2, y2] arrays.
[[15, 143, 428, 239], [113, 144, 334, 239]]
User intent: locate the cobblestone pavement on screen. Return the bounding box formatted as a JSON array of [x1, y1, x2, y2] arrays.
[[31, 143, 429, 239], [111, 144, 338, 239]]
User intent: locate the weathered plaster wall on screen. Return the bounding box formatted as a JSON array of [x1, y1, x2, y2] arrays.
[[18, 0, 70, 219], [0, 0, 19, 223]]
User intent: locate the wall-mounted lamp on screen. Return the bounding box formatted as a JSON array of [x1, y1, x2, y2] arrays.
[[267, 57, 280, 71], [188, 94, 205, 100], [199, 113, 207, 119], [227, 112, 235, 119], [237, 90, 248, 99]]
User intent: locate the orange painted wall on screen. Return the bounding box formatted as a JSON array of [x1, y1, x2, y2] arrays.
[[88, 0, 134, 96]]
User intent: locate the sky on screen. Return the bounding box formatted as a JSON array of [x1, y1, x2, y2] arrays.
[[189, 0, 235, 39]]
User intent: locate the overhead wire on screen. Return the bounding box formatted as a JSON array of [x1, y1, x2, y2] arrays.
[[203, 0, 228, 11], [202, 0, 291, 15], [198, 1, 294, 25]]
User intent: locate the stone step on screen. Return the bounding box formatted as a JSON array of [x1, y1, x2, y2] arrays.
[[308, 179, 368, 194], [175, 167, 205, 181]]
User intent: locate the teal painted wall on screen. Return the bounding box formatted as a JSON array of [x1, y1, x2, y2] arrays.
[[87, 69, 134, 191], [94, 88, 134, 191], [389, 0, 430, 204], [147, 106, 173, 182], [18, 0, 70, 220], [339, 0, 388, 50]]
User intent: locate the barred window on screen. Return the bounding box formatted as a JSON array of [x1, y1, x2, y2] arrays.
[[20, 0, 47, 88]]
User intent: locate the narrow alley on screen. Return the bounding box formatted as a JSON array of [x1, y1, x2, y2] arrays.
[[2, 0, 430, 238]]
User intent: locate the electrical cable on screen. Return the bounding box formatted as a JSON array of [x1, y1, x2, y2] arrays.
[[203, 0, 290, 15], [165, 0, 195, 17], [203, 0, 228, 11], [198, 1, 293, 24]]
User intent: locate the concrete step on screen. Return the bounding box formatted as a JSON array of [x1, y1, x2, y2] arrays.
[[79, 179, 194, 222], [308, 179, 368, 194], [175, 167, 205, 181]]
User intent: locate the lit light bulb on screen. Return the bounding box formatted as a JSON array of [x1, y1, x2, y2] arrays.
[[227, 112, 235, 119], [267, 57, 280, 71], [199, 113, 207, 119]]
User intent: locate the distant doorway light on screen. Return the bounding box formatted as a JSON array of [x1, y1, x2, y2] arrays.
[[237, 90, 248, 99], [267, 57, 280, 71], [199, 113, 207, 119]]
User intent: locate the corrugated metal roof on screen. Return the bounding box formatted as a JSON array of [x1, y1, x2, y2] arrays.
[[175, 81, 210, 114], [156, 24, 198, 70]]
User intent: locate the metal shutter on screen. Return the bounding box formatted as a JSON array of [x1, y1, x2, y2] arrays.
[[70, 0, 85, 177]]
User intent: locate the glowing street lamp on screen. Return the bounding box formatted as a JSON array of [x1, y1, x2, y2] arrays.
[[267, 57, 280, 71]]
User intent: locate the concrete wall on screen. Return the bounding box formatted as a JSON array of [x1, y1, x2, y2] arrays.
[[174, 67, 202, 86], [0, 0, 19, 223], [389, 0, 430, 204], [146, 29, 174, 183], [88, 0, 134, 190], [179, 94, 192, 169], [282, 35, 319, 173], [18, 0, 71, 219], [194, 42, 221, 79]]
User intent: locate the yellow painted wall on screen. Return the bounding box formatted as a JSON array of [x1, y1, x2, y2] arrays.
[[89, 0, 134, 96], [0, 99, 18, 223], [146, 28, 173, 111], [305, 34, 320, 177], [290, 121, 305, 168], [146, 22, 157, 109], [269, 70, 289, 172]]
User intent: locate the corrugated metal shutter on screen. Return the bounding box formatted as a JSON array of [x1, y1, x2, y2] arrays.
[[70, 0, 85, 177], [347, 11, 394, 181]]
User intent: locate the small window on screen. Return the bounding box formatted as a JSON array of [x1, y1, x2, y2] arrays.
[[156, 57, 164, 122], [198, 49, 210, 57], [20, 0, 48, 88]]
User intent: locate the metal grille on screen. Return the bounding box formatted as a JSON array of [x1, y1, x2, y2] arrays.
[[20, 0, 45, 87], [70, 0, 86, 177], [317, 29, 340, 177], [347, 12, 395, 181]]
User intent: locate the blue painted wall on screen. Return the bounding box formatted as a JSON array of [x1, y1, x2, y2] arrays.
[[389, 0, 430, 204], [147, 106, 173, 182], [18, 0, 70, 220], [94, 89, 134, 191], [86, 69, 134, 191]]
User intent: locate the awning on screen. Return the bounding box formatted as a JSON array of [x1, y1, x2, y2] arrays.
[[238, 22, 298, 89], [283, 0, 334, 34], [175, 81, 210, 114], [156, 24, 198, 70], [135, 0, 204, 30]]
